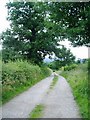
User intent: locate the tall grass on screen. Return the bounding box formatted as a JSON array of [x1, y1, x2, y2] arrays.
[[61, 63, 88, 118], [2, 60, 51, 104]]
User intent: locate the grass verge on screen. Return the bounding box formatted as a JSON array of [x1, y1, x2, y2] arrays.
[[50, 74, 58, 89], [61, 63, 88, 118], [29, 104, 44, 118]]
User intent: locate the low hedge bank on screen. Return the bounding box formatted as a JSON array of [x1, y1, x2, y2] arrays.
[[2, 60, 51, 104]]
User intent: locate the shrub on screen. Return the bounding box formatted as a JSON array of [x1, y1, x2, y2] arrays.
[[64, 64, 77, 71]]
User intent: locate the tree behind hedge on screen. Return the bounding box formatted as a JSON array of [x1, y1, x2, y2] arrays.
[[1, 2, 60, 64]]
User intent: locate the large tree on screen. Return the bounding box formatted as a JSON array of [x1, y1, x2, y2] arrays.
[[1, 2, 89, 64], [49, 2, 90, 47], [1, 2, 60, 64]]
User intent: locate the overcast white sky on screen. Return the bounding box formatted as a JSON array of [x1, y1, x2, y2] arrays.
[[0, 0, 88, 59]]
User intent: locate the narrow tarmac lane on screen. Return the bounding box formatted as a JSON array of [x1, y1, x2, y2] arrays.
[[1, 73, 81, 119], [41, 75, 81, 118], [1, 74, 54, 118]]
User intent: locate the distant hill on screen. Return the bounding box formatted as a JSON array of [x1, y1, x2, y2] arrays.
[[43, 57, 54, 63]]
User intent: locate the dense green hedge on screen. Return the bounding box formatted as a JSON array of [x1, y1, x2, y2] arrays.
[[2, 60, 51, 104]]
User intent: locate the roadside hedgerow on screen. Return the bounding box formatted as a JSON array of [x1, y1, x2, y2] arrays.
[[2, 60, 51, 104]]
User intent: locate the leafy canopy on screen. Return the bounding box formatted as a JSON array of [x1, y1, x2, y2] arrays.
[[1, 2, 89, 64], [49, 2, 90, 47]]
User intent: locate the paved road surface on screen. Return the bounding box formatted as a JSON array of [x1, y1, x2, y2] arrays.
[[41, 75, 81, 118], [0, 74, 54, 118], [0, 73, 81, 118]]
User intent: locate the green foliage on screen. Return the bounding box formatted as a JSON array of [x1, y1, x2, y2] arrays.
[[88, 58, 90, 70], [64, 64, 77, 71], [48, 61, 58, 70], [61, 63, 88, 118], [1, 2, 88, 64], [1, 2, 60, 64], [48, 46, 75, 70], [50, 2, 90, 47], [2, 60, 51, 104], [88, 59, 90, 111], [2, 49, 23, 63], [55, 46, 76, 65], [30, 104, 44, 118]]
